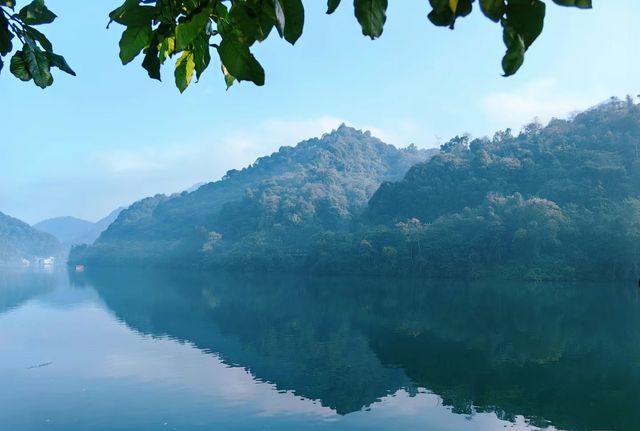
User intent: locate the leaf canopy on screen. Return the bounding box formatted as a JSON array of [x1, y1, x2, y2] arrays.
[[0, 0, 594, 91], [1, 0, 74, 88]]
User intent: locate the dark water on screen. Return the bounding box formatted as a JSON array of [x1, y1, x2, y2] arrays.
[[1, 269, 639, 431]]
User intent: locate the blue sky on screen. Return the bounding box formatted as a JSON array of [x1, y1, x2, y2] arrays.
[[1, 0, 638, 223]]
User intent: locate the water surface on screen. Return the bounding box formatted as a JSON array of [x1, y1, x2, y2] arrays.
[[1, 269, 639, 430]]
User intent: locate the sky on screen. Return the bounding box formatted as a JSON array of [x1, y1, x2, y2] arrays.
[[1, 1, 639, 224]]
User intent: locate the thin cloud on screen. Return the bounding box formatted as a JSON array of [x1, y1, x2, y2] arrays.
[[8, 116, 429, 222], [481, 79, 596, 132], [91, 115, 425, 190]]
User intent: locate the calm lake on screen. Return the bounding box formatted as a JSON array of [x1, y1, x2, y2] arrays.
[[1, 269, 639, 431]]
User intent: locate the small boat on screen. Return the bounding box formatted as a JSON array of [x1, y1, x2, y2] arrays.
[[75, 264, 85, 272]]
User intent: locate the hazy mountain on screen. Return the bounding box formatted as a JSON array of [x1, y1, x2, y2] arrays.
[[71, 207, 125, 245], [0, 212, 62, 266], [34, 208, 125, 246], [71, 125, 435, 266], [33, 216, 94, 244]]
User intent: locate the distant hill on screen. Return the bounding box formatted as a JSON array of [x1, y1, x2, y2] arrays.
[[71, 125, 435, 266], [33, 217, 94, 244], [71, 207, 124, 245], [0, 212, 62, 266], [34, 208, 124, 246]]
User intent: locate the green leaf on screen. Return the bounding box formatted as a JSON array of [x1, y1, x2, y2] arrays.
[[142, 40, 161, 81], [9, 51, 30, 81], [22, 43, 52, 88], [552, 0, 591, 9], [251, 0, 277, 41], [505, 0, 546, 49], [159, 36, 175, 63], [427, 11, 452, 27], [229, 3, 259, 45], [498, 0, 545, 76], [175, 8, 210, 51], [25, 26, 52, 51], [18, 0, 57, 25], [119, 25, 152, 65], [217, 38, 264, 86], [274, 0, 305, 44], [221, 64, 235, 89], [46, 52, 75, 76], [327, 0, 341, 14], [174, 50, 195, 93], [109, 0, 156, 27], [428, 0, 472, 29], [229, 1, 275, 45], [452, 0, 473, 20], [192, 33, 211, 80], [501, 25, 525, 76], [0, 13, 13, 56], [354, 0, 388, 39], [479, 0, 504, 22], [213, 1, 230, 22]]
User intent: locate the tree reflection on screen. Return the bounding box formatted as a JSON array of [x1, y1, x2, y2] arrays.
[[79, 269, 640, 430]]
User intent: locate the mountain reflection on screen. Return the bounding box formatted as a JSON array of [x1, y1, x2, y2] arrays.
[[0, 269, 59, 315], [76, 269, 640, 431]]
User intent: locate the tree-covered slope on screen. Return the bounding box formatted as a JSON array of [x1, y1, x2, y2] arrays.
[[72, 125, 434, 266], [0, 212, 62, 265], [367, 98, 640, 223], [316, 98, 640, 280], [74, 98, 640, 280]]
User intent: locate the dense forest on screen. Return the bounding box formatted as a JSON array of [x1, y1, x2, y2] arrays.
[[323, 97, 640, 280], [0, 212, 62, 265], [71, 98, 640, 280]]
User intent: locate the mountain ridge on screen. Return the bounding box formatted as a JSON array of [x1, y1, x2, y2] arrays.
[[72, 99, 640, 280], [34, 207, 125, 246], [33, 216, 95, 244], [72, 125, 436, 266]]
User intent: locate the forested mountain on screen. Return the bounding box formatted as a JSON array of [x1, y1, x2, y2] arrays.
[[315, 97, 640, 280], [72, 99, 640, 280], [0, 212, 62, 265], [71, 125, 433, 266]]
